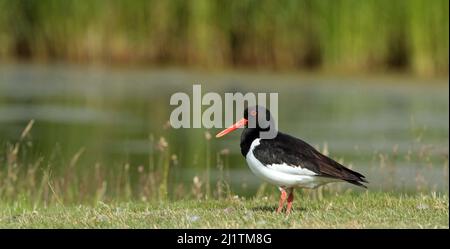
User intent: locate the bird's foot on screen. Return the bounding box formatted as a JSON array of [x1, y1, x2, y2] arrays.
[[276, 189, 287, 213], [286, 190, 294, 214]]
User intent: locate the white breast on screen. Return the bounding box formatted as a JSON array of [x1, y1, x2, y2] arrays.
[[245, 139, 339, 188]]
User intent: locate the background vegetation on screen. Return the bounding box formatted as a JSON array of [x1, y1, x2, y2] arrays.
[[0, 0, 448, 76]]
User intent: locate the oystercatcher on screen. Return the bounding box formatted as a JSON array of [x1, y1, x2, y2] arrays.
[[216, 106, 367, 214]]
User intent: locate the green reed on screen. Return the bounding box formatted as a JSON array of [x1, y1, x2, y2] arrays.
[[0, 0, 447, 76]]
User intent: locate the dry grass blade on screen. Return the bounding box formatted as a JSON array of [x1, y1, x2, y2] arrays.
[[20, 119, 35, 141]]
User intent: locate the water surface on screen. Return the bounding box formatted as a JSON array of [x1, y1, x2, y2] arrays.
[[0, 64, 448, 195]]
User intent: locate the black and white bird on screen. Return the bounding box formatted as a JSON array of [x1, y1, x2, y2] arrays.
[[216, 106, 367, 214]]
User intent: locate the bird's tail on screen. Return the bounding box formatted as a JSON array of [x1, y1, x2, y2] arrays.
[[343, 168, 368, 188]]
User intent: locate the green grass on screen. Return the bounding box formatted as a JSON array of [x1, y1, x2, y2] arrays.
[[1, 192, 447, 228]]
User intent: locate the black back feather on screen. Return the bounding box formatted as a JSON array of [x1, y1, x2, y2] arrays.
[[249, 132, 368, 188]]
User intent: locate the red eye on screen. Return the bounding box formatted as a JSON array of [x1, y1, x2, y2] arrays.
[[250, 111, 257, 116]]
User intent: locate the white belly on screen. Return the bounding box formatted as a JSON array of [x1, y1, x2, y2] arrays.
[[245, 139, 339, 188]]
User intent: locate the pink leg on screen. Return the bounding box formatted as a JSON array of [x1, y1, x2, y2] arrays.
[[276, 188, 287, 213], [286, 188, 294, 214]]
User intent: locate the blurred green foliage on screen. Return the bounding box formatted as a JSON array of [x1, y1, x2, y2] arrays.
[[0, 0, 448, 75]]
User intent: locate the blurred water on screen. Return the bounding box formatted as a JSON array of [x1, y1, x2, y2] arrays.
[[0, 64, 448, 194]]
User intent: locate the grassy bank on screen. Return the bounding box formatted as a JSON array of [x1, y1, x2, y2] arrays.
[[0, 192, 447, 228], [2, 119, 448, 207], [0, 0, 448, 75]]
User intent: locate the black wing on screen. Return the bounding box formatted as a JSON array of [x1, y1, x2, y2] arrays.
[[253, 132, 368, 188]]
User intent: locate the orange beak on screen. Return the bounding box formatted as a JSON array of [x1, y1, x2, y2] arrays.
[[215, 118, 248, 138]]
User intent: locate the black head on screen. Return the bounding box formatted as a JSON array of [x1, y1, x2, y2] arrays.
[[216, 105, 277, 156], [243, 105, 274, 131], [216, 105, 276, 138]]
